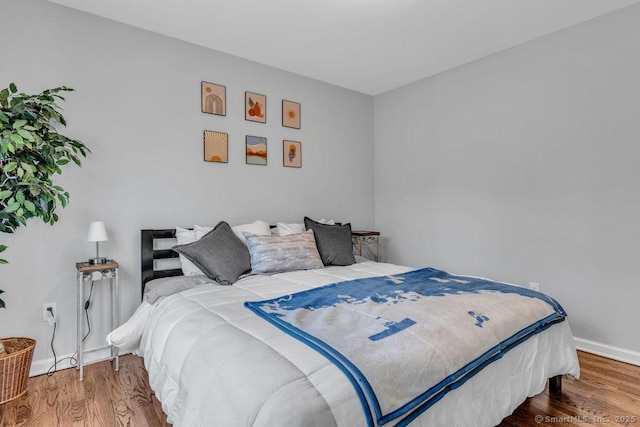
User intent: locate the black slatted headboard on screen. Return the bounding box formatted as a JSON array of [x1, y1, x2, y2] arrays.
[[141, 229, 183, 296]]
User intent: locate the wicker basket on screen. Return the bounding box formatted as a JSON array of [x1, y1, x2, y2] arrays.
[[0, 337, 36, 405]]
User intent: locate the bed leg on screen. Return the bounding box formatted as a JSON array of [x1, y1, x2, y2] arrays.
[[549, 375, 562, 394]]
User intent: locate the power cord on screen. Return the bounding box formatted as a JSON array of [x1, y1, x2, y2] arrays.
[[46, 307, 58, 376], [46, 280, 96, 376], [83, 280, 96, 342]]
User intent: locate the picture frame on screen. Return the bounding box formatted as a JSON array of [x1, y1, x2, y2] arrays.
[[201, 82, 226, 116], [283, 140, 301, 168], [282, 100, 301, 129], [246, 135, 267, 166], [203, 130, 228, 163], [245, 91, 266, 123]]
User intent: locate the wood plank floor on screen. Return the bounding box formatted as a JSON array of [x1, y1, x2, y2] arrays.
[[0, 354, 170, 427], [1, 351, 638, 426], [500, 351, 640, 427]]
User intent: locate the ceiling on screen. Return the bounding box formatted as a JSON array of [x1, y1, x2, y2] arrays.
[[48, 0, 640, 95]]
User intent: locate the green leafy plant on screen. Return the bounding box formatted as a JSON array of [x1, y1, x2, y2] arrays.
[[0, 83, 89, 308]]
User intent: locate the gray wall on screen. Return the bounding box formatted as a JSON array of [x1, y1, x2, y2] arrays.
[[0, 0, 374, 362], [3, 0, 638, 366], [374, 5, 640, 353]]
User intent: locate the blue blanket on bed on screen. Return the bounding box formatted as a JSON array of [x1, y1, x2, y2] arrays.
[[244, 267, 566, 426]]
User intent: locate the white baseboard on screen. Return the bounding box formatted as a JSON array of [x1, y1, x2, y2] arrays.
[[29, 346, 130, 377], [574, 337, 640, 367]]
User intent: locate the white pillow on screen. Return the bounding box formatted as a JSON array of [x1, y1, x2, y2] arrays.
[[193, 224, 213, 239], [317, 218, 336, 225], [175, 226, 205, 276], [230, 220, 271, 245], [277, 219, 335, 236], [276, 222, 305, 236]]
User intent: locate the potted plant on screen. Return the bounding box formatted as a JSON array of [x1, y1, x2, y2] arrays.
[[0, 83, 88, 402]]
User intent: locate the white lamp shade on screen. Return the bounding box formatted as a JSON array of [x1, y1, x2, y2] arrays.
[[87, 221, 109, 242]]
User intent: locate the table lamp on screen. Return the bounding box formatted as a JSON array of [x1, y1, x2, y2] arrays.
[[87, 221, 108, 265]]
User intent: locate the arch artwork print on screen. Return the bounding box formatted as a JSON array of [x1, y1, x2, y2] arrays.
[[283, 140, 301, 168], [201, 81, 226, 116]]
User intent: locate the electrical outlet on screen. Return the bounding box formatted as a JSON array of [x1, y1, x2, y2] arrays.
[[43, 302, 56, 322], [529, 282, 540, 292]]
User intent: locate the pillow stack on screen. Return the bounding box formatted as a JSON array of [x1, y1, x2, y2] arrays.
[[172, 217, 357, 286]]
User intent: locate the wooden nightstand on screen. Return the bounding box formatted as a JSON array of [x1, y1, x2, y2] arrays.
[[76, 260, 120, 381], [352, 231, 381, 262]]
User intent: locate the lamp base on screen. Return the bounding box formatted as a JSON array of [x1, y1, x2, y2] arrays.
[[89, 257, 107, 265]]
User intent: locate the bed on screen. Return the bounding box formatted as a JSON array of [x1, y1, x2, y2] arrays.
[[108, 222, 580, 427]]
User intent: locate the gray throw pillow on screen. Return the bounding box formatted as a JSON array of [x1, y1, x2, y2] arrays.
[[304, 217, 356, 266], [173, 221, 251, 285], [244, 230, 324, 274]]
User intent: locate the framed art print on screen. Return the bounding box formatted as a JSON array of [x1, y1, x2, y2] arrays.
[[201, 82, 226, 116], [282, 100, 301, 129], [283, 140, 301, 168], [245, 91, 266, 123], [203, 130, 228, 163], [246, 135, 267, 165]]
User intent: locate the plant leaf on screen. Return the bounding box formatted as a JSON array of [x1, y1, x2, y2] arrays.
[[3, 162, 17, 173], [17, 129, 34, 141], [12, 119, 27, 129], [4, 202, 21, 213], [24, 200, 36, 213], [10, 133, 23, 145]]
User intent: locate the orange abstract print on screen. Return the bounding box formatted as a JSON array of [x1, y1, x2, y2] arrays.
[[282, 100, 300, 129], [283, 140, 301, 168], [246, 92, 266, 123]]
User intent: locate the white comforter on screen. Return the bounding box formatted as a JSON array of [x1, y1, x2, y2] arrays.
[[109, 262, 580, 427]]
